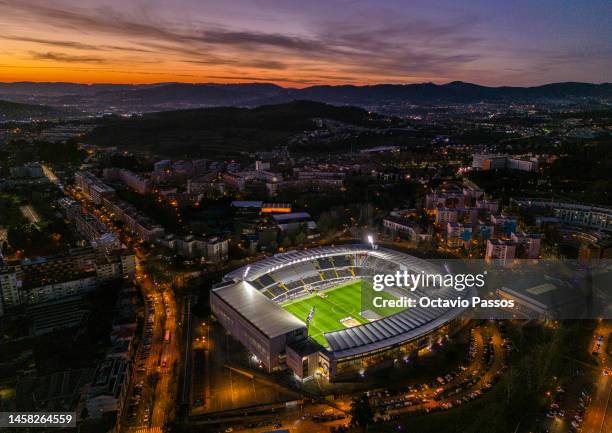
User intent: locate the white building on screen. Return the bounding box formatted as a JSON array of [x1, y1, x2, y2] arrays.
[[486, 239, 517, 263], [75, 171, 115, 205], [382, 217, 431, 242]]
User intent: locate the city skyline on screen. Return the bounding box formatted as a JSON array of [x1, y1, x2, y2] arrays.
[[0, 0, 610, 86]]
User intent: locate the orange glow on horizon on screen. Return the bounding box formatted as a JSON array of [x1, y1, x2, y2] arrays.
[[0, 63, 436, 88], [0, 42, 442, 87]]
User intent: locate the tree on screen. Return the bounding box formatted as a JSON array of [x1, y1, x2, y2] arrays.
[[349, 394, 374, 432], [280, 234, 292, 249], [317, 211, 333, 234], [294, 230, 307, 246]]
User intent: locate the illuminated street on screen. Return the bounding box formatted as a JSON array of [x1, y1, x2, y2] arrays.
[[582, 321, 612, 433]]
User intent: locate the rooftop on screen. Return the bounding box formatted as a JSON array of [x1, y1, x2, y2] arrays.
[[212, 280, 306, 338]]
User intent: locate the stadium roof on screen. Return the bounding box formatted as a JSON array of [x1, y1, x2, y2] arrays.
[[323, 287, 470, 358], [212, 280, 306, 339], [224, 244, 440, 281], [222, 244, 470, 358]]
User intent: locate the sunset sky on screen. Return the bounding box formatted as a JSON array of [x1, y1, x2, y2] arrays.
[[0, 0, 610, 86]]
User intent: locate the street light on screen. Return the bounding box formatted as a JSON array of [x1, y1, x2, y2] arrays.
[[243, 266, 251, 280], [367, 234, 376, 249]]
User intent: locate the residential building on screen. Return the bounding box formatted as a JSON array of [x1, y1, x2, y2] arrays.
[[435, 208, 458, 224], [425, 192, 465, 209], [84, 356, 131, 419], [73, 212, 120, 250], [272, 212, 317, 234], [10, 162, 44, 178], [75, 171, 115, 205], [255, 160, 270, 171], [490, 215, 518, 237], [382, 216, 431, 242], [511, 199, 612, 233], [0, 248, 135, 312], [486, 239, 517, 263], [103, 168, 152, 194], [472, 153, 538, 172], [511, 232, 541, 259], [447, 222, 473, 248]]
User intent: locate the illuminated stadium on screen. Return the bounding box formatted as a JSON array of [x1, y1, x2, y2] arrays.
[[211, 244, 471, 381]]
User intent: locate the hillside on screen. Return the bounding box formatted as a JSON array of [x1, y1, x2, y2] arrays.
[[1, 81, 609, 114], [85, 100, 373, 157], [294, 82, 612, 105], [0, 99, 71, 121]]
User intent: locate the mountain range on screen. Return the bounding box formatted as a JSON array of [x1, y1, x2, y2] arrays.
[[0, 81, 610, 117]]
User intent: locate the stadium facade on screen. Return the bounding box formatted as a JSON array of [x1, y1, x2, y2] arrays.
[[211, 244, 470, 381]]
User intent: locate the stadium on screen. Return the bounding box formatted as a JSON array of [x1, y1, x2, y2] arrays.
[[211, 244, 471, 381]]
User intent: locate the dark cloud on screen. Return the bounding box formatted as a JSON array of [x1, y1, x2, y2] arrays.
[[180, 56, 288, 71], [0, 0, 482, 77], [7, 0, 603, 84], [3, 35, 100, 50], [195, 29, 326, 52], [206, 75, 311, 84], [29, 51, 107, 64], [3, 34, 155, 53]]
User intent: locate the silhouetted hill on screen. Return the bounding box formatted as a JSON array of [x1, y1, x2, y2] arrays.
[[0, 82, 138, 96], [294, 81, 612, 104], [127, 82, 285, 104], [85, 100, 372, 156]]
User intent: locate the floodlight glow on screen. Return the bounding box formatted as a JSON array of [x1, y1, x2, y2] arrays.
[[243, 266, 251, 279]]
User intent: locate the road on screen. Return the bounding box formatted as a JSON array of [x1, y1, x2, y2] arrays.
[[67, 184, 182, 431], [582, 320, 612, 433], [19, 205, 41, 225]]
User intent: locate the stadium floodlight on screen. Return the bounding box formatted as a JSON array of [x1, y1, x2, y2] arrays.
[[243, 266, 251, 280]]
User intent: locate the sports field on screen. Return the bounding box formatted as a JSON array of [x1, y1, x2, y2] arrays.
[[281, 280, 400, 347]]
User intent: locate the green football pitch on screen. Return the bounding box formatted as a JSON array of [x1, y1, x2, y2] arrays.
[[280, 280, 400, 347]]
